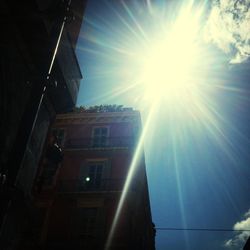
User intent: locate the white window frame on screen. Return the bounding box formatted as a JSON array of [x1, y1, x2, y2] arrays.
[[91, 126, 109, 147]]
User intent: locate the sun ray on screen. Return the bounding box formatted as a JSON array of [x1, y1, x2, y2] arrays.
[[77, 1, 250, 247], [121, 1, 150, 42], [78, 78, 143, 106], [103, 0, 147, 45], [172, 138, 191, 249], [105, 100, 159, 250]]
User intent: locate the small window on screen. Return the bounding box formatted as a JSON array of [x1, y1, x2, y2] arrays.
[[87, 162, 104, 189], [92, 127, 108, 147], [79, 160, 111, 191]]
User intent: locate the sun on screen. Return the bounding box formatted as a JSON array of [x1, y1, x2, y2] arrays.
[[142, 38, 198, 103], [138, 4, 204, 104]]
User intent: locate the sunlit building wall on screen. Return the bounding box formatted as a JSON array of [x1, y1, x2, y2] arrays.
[[34, 109, 155, 250]]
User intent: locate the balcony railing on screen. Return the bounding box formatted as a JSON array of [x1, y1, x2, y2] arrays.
[[65, 137, 136, 149], [57, 31, 82, 104], [57, 179, 125, 193], [47, 31, 82, 112]]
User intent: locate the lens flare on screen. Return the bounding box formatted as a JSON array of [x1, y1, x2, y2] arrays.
[[77, 0, 246, 248], [139, 4, 204, 103], [105, 101, 158, 250]]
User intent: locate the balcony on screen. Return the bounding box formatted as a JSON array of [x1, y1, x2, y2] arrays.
[[56, 31, 82, 104], [57, 179, 125, 193], [65, 137, 136, 149], [48, 31, 82, 113]]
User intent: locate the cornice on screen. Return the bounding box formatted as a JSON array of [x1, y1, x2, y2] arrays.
[[54, 111, 141, 125]]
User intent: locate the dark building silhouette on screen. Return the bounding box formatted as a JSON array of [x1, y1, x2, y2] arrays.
[[0, 0, 87, 249], [244, 236, 250, 250], [33, 109, 155, 249]]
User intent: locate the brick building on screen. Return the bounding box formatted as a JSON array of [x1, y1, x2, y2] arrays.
[[34, 109, 155, 249]]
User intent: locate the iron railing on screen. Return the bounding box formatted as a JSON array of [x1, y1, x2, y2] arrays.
[[57, 31, 82, 104], [65, 137, 136, 149], [57, 179, 125, 193]]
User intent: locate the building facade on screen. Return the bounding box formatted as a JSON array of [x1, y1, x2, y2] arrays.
[[33, 109, 155, 250], [0, 1, 87, 248], [1, 0, 86, 198]]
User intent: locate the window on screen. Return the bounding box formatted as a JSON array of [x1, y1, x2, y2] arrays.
[[79, 160, 111, 192], [79, 208, 97, 235], [78, 208, 98, 248], [92, 127, 108, 147], [87, 162, 104, 189]]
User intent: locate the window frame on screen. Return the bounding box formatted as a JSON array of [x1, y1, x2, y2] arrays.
[[86, 161, 105, 189], [91, 126, 109, 147], [79, 159, 111, 191]]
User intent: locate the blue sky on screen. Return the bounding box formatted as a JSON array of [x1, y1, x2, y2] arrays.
[[75, 0, 250, 249]]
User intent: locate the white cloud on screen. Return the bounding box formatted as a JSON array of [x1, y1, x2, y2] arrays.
[[245, 210, 250, 218], [204, 0, 250, 63], [224, 209, 250, 249]]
